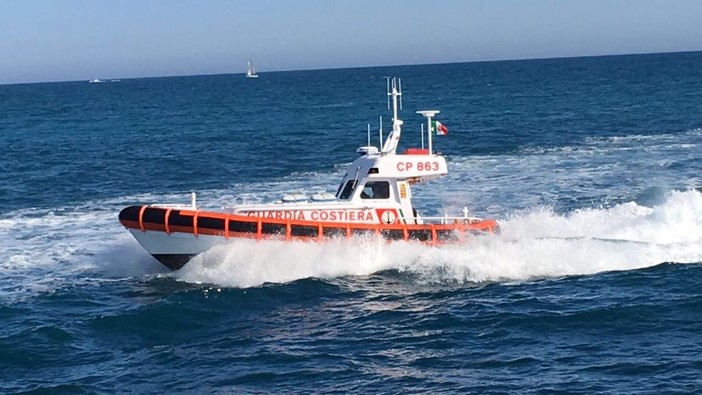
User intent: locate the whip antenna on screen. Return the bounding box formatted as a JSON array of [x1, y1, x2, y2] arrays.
[[398, 78, 403, 110], [386, 77, 391, 110]]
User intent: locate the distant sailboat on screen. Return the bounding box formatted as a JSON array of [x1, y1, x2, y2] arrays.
[[246, 59, 258, 78]]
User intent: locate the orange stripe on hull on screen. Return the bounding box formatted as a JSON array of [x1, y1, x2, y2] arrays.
[[118, 206, 499, 244]]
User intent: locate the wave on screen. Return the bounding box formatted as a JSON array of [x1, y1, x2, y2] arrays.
[[444, 127, 701, 214]]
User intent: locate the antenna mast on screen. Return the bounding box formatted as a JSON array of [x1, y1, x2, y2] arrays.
[[387, 78, 402, 125], [381, 77, 404, 154]]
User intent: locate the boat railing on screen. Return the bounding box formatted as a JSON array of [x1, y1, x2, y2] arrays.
[[402, 215, 486, 225], [150, 192, 198, 210], [125, 205, 499, 247]]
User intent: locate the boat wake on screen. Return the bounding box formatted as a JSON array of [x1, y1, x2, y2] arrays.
[[1, 190, 700, 294], [174, 189, 702, 288]]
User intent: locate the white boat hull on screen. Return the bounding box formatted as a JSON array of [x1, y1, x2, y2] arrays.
[[128, 229, 227, 269]]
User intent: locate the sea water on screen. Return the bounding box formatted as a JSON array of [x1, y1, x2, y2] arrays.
[[1, 51, 701, 393]]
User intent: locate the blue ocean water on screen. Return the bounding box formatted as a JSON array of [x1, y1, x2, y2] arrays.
[[1, 51, 702, 393]]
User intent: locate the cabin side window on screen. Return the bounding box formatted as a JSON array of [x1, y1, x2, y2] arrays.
[[338, 180, 357, 200], [360, 181, 390, 199]]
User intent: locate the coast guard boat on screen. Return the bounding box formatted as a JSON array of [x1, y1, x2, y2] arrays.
[[119, 78, 498, 269]]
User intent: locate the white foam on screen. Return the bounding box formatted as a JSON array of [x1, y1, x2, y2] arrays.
[[176, 237, 402, 288], [0, 203, 166, 301], [174, 190, 702, 288]]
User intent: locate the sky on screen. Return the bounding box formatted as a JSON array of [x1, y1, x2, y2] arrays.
[[1, 0, 700, 84]]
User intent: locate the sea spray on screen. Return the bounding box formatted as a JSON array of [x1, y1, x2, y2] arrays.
[[174, 190, 702, 288]]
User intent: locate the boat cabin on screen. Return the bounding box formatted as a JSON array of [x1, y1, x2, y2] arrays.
[[230, 78, 452, 226], [333, 149, 448, 224]]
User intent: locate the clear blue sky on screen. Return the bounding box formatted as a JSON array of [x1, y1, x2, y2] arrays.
[[1, 0, 700, 84]]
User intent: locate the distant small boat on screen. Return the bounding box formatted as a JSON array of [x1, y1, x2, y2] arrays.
[[246, 59, 258, 78], [89, 79, 104, 83]]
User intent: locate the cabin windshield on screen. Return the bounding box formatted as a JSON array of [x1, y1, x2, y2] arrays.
[[335, 181, 344, 197], [360, 181, 390, 199], [338, 180, 357, 200]]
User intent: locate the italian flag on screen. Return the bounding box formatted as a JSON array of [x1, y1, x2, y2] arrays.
[[431, 120, 448, 136]]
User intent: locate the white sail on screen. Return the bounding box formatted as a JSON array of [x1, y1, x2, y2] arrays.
[[246, 59, 258, 78]]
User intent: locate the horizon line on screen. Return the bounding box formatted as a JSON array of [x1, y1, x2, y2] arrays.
[[3, 48, 701, 87]]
